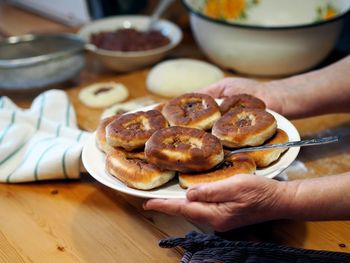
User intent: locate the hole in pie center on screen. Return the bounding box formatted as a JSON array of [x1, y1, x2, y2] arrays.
[[182, 99, 207, 117], [123, 117, 151, 131], [94, 86, 112, 95], [125, 122, 142, 130], [235, 114, 255, 127], [126, 157, 148, 164], [167, 136, 202, 149]]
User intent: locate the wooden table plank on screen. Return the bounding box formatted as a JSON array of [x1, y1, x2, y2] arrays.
[[0, 179, 191, 262]]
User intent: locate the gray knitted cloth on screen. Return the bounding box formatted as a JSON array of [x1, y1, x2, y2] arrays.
[[160, 231, 350, 263]]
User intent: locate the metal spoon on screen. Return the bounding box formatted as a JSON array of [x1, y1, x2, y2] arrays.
[[215, 136, 339, 168], [147, 0, 175, 31]]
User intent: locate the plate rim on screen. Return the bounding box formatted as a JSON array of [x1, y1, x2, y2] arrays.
[[82, 107, 300, 199]]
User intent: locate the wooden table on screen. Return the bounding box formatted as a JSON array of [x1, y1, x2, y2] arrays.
[[1, 4, 350, 263]]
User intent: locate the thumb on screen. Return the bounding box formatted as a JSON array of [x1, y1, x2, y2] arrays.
[[186, 175, 246, 202], [197, 81, 226, 98]]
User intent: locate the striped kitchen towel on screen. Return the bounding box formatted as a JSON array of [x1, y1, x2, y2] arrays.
[[0, 89, 91, 183]]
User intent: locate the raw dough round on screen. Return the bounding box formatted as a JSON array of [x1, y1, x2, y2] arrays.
[[79, 82, 129, 108], [146, 59, 224, 98]]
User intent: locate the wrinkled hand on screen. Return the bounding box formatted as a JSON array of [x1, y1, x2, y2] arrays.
[[143, 174, 288, 232], [198, 77, 283, 114]]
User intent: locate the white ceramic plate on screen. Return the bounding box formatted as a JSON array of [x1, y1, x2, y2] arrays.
[[82, 107, 300, 199]]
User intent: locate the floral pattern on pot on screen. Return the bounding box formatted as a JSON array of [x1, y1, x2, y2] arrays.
[[316, 3, 338, 21], [202, 0, 259, 21]]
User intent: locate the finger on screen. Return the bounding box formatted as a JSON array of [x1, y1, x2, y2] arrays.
[[179, 202, 217, 224], [143, 198, 188, 216], [197, 80, 226, 98], [186, 174, 254, 202], [144, 198, 217, 224]]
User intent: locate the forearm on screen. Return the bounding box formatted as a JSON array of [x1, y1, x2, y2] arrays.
[[278, 172, 350, 221], [262, 56, 350, 119]]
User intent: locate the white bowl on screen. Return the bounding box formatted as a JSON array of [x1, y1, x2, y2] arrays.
[[183, 0, 350, 76], [78, 15, 182, 72]]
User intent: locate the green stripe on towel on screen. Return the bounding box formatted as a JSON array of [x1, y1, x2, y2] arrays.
[[36, 94, 46, 130], [34, 143, 60, 181], [0, 111, 16, 144], [0, 143, 25, 168], [76, 131, 84, 142], [55, 124, 62, 137], [65, 99, 71, 127], [0, 97, 4, 109], [62, 145, 76, 179], [5, 137, 55, 183]]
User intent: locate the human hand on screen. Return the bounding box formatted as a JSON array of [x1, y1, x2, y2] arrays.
[[198, 77, 283, 114], [143, 174, 290, 232]]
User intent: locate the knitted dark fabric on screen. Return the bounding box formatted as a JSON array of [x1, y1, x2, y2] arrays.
[[159, 231, 350, 263]]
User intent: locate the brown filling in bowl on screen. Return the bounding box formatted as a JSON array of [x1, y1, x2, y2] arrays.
[[90, 28, 170, 52]]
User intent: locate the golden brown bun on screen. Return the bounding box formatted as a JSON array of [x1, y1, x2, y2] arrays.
[[219, 94, 266, 114], [106, 148, 175, 190], [212, 108, 277, 148], [179, 153, 256, 188], [145, 126, 224, 173], [246, 129, 289, 167], [162, 93, 221, 130], [106, 110, 168, 151], [95, 115, 119, 154]]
